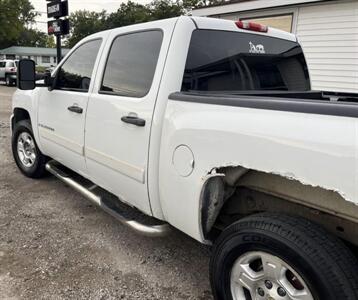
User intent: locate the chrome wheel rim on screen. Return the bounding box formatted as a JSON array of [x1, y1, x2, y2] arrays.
[[6, 77, 9, 85], [230, 251, 314, 300], [17, 132, 37, 168]]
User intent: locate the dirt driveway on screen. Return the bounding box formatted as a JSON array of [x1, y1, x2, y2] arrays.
[[0, 85, 213, 299]]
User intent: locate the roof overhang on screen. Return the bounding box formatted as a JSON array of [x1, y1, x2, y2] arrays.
[[192, 0, 328, 16]]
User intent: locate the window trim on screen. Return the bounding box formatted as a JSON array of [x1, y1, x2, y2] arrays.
[[53, 38, 103, 93], [98, 28, 164, 98]]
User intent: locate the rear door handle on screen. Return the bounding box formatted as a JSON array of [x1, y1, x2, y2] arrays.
[[121, 115, 146, 127], [67, 105, 83, 114]]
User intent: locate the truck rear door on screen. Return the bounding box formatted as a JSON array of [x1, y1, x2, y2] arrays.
[[85, 19, 177, 215]]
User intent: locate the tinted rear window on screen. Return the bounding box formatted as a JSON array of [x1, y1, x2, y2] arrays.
[[182, 30, 310, 93]]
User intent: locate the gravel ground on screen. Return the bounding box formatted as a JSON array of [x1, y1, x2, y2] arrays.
[[0, 85, 213, 299]]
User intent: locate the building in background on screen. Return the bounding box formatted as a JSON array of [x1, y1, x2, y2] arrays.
[[0, 46, 70, 67], [192, 0, 358, 93]]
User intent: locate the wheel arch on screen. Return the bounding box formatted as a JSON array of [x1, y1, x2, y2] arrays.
[[200, 165, 358, 247], [12, 107, 31, 131]]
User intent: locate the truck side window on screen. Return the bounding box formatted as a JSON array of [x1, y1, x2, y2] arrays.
[[55, 39, 102, 92], [100, 30, 163, 98]]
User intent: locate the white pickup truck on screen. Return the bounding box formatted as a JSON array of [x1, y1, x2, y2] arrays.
[[11, 16, 358, 300]]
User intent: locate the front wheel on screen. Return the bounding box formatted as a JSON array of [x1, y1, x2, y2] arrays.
[[12, 120, 48, 178], [210, 213, 358, 300]]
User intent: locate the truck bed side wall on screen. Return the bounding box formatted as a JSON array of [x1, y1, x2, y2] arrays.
[[159, 97, 358, 242]]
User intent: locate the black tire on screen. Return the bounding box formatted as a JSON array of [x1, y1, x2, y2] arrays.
[[12, 120, 48, 178], [210, 213, 358, 300]]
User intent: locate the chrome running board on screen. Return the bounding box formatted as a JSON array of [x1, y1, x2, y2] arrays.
[[45, 160, 170, 237]]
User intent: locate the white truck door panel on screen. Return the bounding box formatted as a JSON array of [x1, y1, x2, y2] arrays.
[[38, 39, 103, 176], [85, 20, 176, 215]]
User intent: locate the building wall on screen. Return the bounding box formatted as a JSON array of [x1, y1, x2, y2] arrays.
[[16, 55, 57, 67], [296, 1, 358, 93], [0, 54, 58, 67], [193, 0, 358, 93]]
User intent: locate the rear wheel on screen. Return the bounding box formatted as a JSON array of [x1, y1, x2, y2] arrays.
[[12, 120, 48, 178], [210, 213, 358, 300]]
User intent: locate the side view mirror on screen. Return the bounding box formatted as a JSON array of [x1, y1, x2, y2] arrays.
[[44, 71, 54, 88], [17, 59, 36, 90]]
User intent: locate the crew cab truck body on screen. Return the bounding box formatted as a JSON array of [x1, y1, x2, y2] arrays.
[[12, 16, 358, 300]]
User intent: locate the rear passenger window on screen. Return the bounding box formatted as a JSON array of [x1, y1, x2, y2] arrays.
[[55, 39, 102, 92], [100, 30, 163, 98], [0, 62, 5, 68]]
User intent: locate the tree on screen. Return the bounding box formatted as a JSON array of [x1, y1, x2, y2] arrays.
[[66, 0, 185, 47], [105, 2, 151, 28], [17, 29, 56, 48], [0, 0, 38, 48], [65, 10, 107, 48], [64, 0, 226, 48], [148, 0, 184, 20]]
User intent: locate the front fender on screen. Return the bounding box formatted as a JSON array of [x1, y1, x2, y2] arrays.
[[12, 88, 43, 152]]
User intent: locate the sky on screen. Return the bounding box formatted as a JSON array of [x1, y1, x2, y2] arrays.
[[30, 0, 151, 32]]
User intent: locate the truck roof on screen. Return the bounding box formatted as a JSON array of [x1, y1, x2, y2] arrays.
[[82, 16, 297, 45]]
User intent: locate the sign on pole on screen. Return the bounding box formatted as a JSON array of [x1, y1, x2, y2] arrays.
[[47, 19, 70, 36], [47, 0, 68, 19], [46, 0, 69, 64]]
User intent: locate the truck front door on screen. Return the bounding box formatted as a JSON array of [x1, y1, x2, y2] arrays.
[[85, 24, 173, 215], [37, 38, 103, 176]]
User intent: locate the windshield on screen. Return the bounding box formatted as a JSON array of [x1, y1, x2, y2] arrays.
[[182, 29, 310, 93]]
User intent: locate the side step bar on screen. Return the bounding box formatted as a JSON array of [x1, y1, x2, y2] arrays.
[[45, 161, 170, 237]]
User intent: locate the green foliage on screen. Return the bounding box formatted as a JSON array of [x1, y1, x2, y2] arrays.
[[65, 0, 200, 48], [17, 29, 56, 48], [66, 10, 107, 48], [35, 65, 47, 73], [148, 0, 184, 20], [105, 2, 151, 29], [0, 0, 222, 50], [0, 0, 38, 48]]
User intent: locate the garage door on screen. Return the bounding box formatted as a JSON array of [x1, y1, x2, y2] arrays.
[[296, 1, 358, 93]]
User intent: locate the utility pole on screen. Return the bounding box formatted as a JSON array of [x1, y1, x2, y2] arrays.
[[46, 0, 69, 64], [56, 35, 61, 63]]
